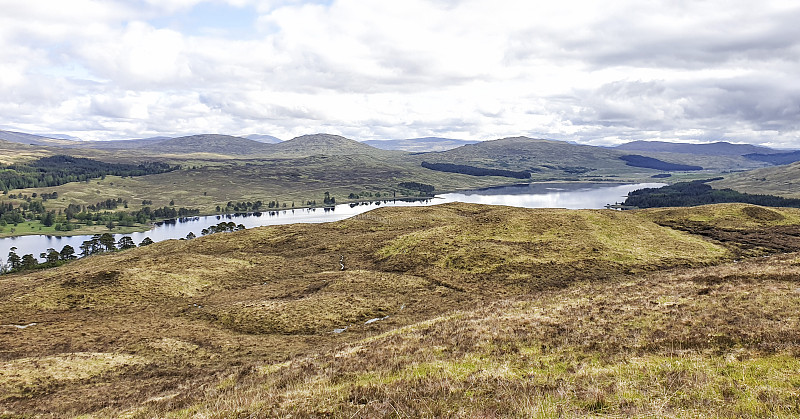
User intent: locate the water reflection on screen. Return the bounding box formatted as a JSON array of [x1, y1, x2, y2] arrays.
[[0, 182, 662, 261], [437, 182, 665, 209]]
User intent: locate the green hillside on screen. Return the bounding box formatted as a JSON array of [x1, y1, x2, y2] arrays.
[[408, 137, 766, 178], [713, 161, 800, 198], [1, 203, 799, 416]]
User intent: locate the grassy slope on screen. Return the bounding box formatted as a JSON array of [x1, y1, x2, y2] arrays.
[[0, 140, 58, 164], [1, 203, 799, 417], [190, 254, 800, 418], [408, 137, 767, 177], [713, 161, 800, 198]]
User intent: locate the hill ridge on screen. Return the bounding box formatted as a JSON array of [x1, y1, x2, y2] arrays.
[[267, 133, 390, 157], [616, 140, 777, 156]]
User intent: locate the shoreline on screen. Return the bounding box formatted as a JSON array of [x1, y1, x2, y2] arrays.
[[0, 179, 651, 239]]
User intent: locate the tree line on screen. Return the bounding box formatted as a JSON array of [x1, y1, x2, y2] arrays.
[[623, 179, 800, 208], [4, 220, 251, 274], [3, 234, 155, 274], [421, 161, 531, 179], [0, 155, 178, 193], [201, 221, 246, 235], [619, 155, 703, 171], [398, 182, 435, 194], [0, 195, 200, 233]]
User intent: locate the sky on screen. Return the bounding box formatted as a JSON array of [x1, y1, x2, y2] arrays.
[[1, 0, 799, 147]]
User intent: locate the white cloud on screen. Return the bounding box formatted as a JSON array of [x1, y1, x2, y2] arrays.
[[0, 0, 798, 147]]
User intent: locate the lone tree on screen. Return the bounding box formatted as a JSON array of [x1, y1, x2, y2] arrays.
[[323, 192, 335, 206], [139, 237, 154, 246], [42, 211, 55, 227]]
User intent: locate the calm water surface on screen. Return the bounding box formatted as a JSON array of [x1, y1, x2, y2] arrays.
[[0, 182, 664, 261]]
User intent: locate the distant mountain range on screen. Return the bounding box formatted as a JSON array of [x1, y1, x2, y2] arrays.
[[614, 140, 800, 166], [363, 137, 479, 152], [407, 136, 780, 174], [245, 134, 282, 144], [614, 140, 779, 156], [0, 129, 790, 174], [742, 150, 800, 165], [0, 130, 77, 146], [415, 136, 630, 171]]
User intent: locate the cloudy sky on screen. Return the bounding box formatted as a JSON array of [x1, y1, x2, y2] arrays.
[[1, 0, 799, 147]]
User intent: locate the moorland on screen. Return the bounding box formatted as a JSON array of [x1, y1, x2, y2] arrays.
[[1, 202, 800, 417], [0, 131, 790, 240], [0, 130, 799, 417]]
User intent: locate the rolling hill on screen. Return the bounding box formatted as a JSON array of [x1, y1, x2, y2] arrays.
[[410, 136, 686, 177], [415, 136, 626, 170], [410, 136, 771, 177], [71, 136, 172, 150], [712, 161, 800, 198], [743, 150, 800, 165], [1, 203, 799, 416], [266, 133, 395, 157], [0, 129, 77, 147], [148, 134, 272, 155], [615, 140, 778, 156]]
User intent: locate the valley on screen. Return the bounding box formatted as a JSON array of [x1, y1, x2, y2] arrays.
[[0, 133, 790, 243], [0, 132, 798, 417], [5, 3, 800, 417]]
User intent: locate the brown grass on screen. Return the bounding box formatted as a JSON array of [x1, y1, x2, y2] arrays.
[[168, 252, 800, 418], [0, 203, 798, 417]]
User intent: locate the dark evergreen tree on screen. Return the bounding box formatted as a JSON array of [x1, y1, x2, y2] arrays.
[[117, 236, 136, 250], [41, 248, 60, 264], [7, 247, 21, 270], [99, 233, 116, 252], [59, 245, 76, 260], [42, 211, 55, 227], [21, 254, 38, 270]]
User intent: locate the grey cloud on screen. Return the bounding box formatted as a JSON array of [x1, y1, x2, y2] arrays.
[[507, 5, 800, 70], [680, 78, 800, 131], [551, 75, 800, 145], [90, 96, 133, 119], [198, 92, 324, 121]]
